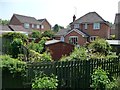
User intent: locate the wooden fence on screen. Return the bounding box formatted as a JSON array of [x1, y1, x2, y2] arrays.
[[26, 58, 120, 89]]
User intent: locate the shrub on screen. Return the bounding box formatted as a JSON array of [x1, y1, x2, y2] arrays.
[[32, 74, 58, 89], [10, 38, 23, 58], [28, 50, 52, 62], [88, 38, 112, 56], [91, 67, 118, 90], [0, 55, 26, 77]]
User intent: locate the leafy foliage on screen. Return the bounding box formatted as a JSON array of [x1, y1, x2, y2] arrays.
[[2, 32, 28, 43], [0, 55, 26, 76], [91, 67, 118, 90], [30, 30, 42, 39], [0, 19, 9, 25], [42, 30, 54, 39], [28, 50, 52, 62], [32, 73, 58, 89], [27, 37, 47, 53], [11, 38, 23, 58], [88, 38, 112, 56], [61, 47, 87, 61]]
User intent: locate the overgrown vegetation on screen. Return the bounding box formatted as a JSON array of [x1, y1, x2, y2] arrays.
[[91, 67, 118, 90], [1, 55, 26, 77], [32, 73, 58, 89]]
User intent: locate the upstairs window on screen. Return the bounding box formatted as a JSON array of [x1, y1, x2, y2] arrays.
[[93, 23, 100, 29], [24, 23, 29, 29], [85, 23, 88, 29], [74, 24, 79, 29], [69, 36, 78, 45], [32, 24, 35, 28], [36, 25, 40, 29], [41, 25, 44, 29]]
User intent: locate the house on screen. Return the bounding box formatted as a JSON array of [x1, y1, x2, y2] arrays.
[[55, 12, 111, 46], [45, 40, 74, 60], [114, 13, 120, 40], [9, 14, 51, 33]]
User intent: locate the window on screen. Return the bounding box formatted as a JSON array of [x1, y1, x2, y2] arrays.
[[69, 36, 78, 45], [36, 25, 40, 29], [24, 23, 29, 29], [74, 24, 79, 29], [93, 23, 100, 29], [41, 25, 44, 29], [90, 36, 97, 42], [32, 24, 34, 28], [85, 23, 88, 29], [60, 36, 64, 42]]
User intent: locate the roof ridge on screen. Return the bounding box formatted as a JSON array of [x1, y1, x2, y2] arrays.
[[13, 13, 37, 19]]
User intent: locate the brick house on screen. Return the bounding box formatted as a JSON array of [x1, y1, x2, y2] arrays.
[[9, 14, 51, 33], [55, 12, 111, 46]]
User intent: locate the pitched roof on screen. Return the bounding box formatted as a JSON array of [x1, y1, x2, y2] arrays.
[[0, 25, 12, 31], [55, 28, 89, 37], [114, 13, 120, 24], [55, 29, 70, 36], [9, 25, 32, 33], [38, 19, 45, 23], [72, 12, 107, 24], [13, 14, 41, 24]]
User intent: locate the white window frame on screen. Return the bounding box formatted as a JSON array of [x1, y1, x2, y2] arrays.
[[93, 23, 100, 30], [24, 23, 29, 29], [90, 36, 97, 42], [60, 36, 64, 42], [36, 25, 40, 29], [69, 36, 78, 45], [41, 25, 44, 29], [74, 24, 79, 29], [85, 23, 88, 29], [32, 24, 34, 28]]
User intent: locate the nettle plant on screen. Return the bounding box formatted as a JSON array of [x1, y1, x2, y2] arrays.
[[32, 73, 58, 90], [91, 67, 118, 90]]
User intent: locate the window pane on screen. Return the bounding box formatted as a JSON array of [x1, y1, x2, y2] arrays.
[[74, 24, 79, 29], [24, 23, 29, 29], [93, 23, 100, 29]]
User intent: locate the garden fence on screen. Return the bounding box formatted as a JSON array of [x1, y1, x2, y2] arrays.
[[26, 58, 120, 89]]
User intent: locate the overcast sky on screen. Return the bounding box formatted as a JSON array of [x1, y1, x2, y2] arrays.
[[0, 0, 120, 27]]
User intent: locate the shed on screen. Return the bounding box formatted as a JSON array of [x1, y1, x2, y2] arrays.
[[45, 40, 74, 60]]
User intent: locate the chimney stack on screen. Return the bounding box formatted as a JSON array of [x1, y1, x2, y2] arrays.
[[73, 15, 76, 22]]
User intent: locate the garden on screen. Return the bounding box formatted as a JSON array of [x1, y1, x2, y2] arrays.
[[1, 31, 120, 90]]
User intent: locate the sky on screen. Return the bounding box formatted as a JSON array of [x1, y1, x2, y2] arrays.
[[0, 0, 120, 27]]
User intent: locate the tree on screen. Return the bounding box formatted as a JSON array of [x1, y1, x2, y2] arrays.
[[0, 19, 9, 25], [53, 24, 59, 32], [42, 30, 54, 39], [53, 24, 64, 33], [30, 30, 42, 39]]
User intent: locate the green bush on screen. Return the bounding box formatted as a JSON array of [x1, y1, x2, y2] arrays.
[[60, 47, 87, 61], [88, 38, 112, 56], [32, 74, 58, 89], [0, 55, 26, 76], [28, 50, 52, 62], [91, 67, 118, 90], [11, 38, 23, 58]]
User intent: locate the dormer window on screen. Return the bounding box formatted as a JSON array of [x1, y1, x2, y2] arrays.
[[36, 25, 40, 29], [24, 23, 29, 29], [74, 24, 79, 29], [93, 23, 100, 29]]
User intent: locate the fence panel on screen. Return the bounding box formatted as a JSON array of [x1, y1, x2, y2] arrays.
[[26, 58, 120, 89]]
